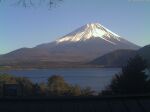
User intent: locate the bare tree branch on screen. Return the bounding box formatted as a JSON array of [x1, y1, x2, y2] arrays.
[[0, 0, 63, 8]]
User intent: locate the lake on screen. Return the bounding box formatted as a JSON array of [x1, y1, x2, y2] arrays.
[[0, 68, 121, 92]]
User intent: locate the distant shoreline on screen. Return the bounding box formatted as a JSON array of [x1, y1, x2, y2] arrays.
[[0, 64, 121, 70]]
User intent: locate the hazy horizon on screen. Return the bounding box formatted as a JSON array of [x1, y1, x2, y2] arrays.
[[0, 0, 150, 54]]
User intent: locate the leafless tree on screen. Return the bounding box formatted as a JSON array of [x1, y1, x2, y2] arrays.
[[0, 0, 63, 8]]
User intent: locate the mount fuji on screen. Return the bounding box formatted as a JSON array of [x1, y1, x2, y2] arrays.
[[0, 23, 140, 65]]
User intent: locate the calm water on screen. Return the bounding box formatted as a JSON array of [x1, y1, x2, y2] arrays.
[[0, 68, 121, 92]]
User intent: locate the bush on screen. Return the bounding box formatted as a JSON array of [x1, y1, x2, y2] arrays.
[[16, 77, 35, 96], [38, 82, 48, 96], [0, 74, 34, 96], [68, 85, 81, 96], [47, 75, 70, 95]]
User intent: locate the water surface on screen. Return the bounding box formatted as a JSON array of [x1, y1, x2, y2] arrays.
[[0, 68, 121, 92]]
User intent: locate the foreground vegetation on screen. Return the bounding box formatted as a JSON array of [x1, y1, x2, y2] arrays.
[[0, 55, 150, 97], [0, 74, 94, 97], [101, 55, 150, 95]]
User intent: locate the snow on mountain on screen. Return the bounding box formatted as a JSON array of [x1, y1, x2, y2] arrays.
[[0, 23, 140, 64], [56, 23, 121, 45]]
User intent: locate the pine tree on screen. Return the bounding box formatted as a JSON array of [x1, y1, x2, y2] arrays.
[[107, 55, 149, 95]]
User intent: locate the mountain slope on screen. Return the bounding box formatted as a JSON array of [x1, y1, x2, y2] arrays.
[[0, 23, 140, 65], [138, 45, 150, 67], [33, 23, 139, 62], [90, 45, 150, 67], [90, 49, 137, 67]]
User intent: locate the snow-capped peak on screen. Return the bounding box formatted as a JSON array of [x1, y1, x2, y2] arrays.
[[56, 23, 121, 44]]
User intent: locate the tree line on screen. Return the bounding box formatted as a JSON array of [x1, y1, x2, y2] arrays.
[[0, 74, 94, 97]]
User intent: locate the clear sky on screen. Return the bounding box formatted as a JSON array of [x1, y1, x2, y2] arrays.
[[0, 0, 150, 54]]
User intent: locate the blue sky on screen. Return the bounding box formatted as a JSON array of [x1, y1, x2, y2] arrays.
[[0, 0, 150, 54]]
